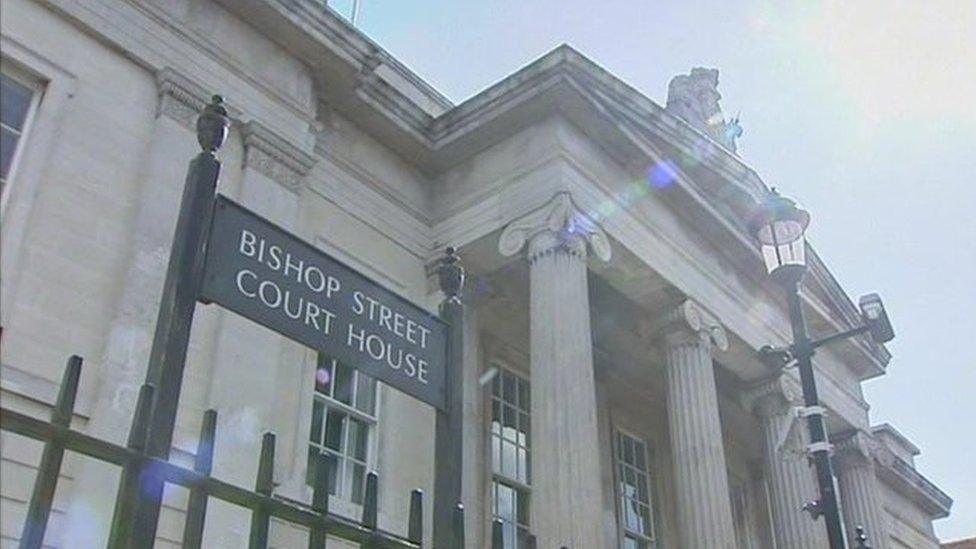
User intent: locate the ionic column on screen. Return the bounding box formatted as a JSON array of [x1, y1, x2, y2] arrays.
[[657, 300, 737, 549], [499, 192, 612, 548], [747, 375, 828, 549], [835, 431, 889, 549]]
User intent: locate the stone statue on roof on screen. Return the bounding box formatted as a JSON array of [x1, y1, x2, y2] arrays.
[[666, 67, 742, 153]]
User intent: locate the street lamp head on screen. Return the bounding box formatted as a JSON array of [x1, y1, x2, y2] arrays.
[[858, 293, 895, 343], [749, 189, 811, 280]]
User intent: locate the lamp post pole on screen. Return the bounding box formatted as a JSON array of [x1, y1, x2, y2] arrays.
[[780, 268, 847, 549]]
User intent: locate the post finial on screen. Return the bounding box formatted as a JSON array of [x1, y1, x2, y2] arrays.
[[437, 246, 465, 303], [196, 94, 230, 154]]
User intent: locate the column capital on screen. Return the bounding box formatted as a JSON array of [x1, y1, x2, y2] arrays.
[[834, 430, 881, 470], [498, 192, 611, 263], [647, 299, 728, 351], [242, 121, 316, 191], [743, 373, 803, 417]]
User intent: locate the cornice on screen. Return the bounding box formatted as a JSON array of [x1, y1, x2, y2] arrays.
[[242, 121, 316, 191]]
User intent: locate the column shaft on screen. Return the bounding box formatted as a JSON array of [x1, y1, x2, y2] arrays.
[[664, 329, 737, 548], [836, 436, 889, 549], [756, 390, 829, 548], [529, 243, 605, 548]]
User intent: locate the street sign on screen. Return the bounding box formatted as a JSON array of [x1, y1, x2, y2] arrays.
[[200, 195, 447, 409]]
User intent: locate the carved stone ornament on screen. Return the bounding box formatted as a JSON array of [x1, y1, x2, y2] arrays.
[[156, 68, 242, 131], [498, 192, 611, 262], [743, 373, 804, 417], [156, 68, 211, 129], [834, 430, 879, 470], [242, 121, 316, 191], [666, 67, 742, 153], [653, 299, 729, 351], [437, 246, 465, 302]]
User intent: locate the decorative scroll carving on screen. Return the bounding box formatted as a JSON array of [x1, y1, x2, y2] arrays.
[[498, 192, 611, 263], [744, 373, 804, 417], [651, 299, 729, 351], [242, 121, 316, 191]]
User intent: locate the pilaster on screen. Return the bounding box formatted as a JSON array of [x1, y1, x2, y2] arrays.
[[62, 68, 211, 548], [657, 299, 737, 549], [498, 192, 610, 548]]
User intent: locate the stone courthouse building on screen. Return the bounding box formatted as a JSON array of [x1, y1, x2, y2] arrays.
[[0, 0, 953, 548]]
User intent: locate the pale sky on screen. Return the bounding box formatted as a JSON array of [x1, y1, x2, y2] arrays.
[[333, 0, 975, 540]]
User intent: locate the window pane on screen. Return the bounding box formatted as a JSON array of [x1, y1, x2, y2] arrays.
[[310, 399, 324, 443], [349, 462, 366, 504], [501, 440, 517, 478], [516, 488, 529, 525], [495, 482, 514, 521], [503, 372, 516, 403], [355, 373, 376, 414], [333, 362, 354, 404], [315, 357, 333, 395], [517, 447, 528, 484], [635, 441, 647, 470], [519, 412, 530, 447], [1, 75, 32, 130], [306, 449, 339, 495], [324, 410, 345, 451], [502, 405, 517, 441], [518, 378, 530, 410], [1, 129, 17, 180], [348, 417, 368, 461]]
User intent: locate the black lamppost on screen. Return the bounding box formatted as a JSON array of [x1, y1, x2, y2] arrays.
[[749, 189, 894, 549]]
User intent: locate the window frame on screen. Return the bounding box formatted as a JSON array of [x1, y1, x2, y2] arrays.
[[488, 364, 532, 548], [306, 353, 379, 505], [0, 63, 43, 215], [613, 428, 657, 549]]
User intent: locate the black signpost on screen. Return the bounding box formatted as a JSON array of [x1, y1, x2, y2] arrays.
[[121, 95, 465, 547]]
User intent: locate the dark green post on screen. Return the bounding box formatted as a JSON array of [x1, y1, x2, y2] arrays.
[[126, 95, 229, 547], [433, 247, 465, 548]]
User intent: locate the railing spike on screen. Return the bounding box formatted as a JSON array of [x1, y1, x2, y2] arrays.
[[19, 355, 84, 549], [182, 409, 217, 548], [407, 489, 423, 544], [362, 471, 379, 530], [452, 502, 466, 548], [308, 453, 332, 549], [248, 432, 275, 549], [127, 384, 156, 451]]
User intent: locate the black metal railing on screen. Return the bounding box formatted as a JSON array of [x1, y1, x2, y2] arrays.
[[2, 355, 424, 548], [0, 354, 543, 548]]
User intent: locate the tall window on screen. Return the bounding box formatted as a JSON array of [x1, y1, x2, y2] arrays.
[[307, 353, 377, 504], [616, 431, 655, 549], [1, 71, 39, 200], [490, 368, 531, 548]]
